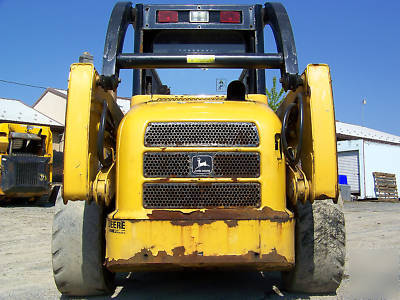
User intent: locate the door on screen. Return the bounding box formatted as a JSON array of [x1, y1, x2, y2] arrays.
[[338, 150, 360, 193]]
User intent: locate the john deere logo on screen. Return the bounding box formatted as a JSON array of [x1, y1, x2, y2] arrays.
[[192, 155, 212, 174], [38, 173, 47, 181]]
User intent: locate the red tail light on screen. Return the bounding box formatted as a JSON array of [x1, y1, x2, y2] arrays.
[[157, 11, 178, 23], [220, 11, 241, 23]]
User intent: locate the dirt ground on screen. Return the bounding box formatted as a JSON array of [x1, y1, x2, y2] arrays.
[[0, 201, 399, 299]]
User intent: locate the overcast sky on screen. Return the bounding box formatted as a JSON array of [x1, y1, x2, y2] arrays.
[[1, 0, 399, 135]]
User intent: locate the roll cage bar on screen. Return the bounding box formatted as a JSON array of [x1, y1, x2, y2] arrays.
[[99, 2, 303, 93]]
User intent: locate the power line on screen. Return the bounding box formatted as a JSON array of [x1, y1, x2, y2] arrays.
[[0, 79, 47, 90]]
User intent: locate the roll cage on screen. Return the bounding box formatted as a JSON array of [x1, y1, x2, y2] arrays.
[[99, 2, 303, 95]]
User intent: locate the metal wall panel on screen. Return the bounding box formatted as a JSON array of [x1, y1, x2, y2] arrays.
[[363, 141, 400, 198]]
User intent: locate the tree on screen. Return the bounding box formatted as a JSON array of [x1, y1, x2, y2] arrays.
[[266, 76, 286, 111]]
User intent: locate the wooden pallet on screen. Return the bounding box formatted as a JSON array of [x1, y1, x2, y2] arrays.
[[373, 172, 399, 202]]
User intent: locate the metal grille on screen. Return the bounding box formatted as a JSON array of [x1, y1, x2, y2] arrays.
[[213, 153, 260, 177], [144, 152, 189, 178], [149, 96, 225, 103], [16, 161, 39, 185], [144, 122, 259, 147], [143, 183, 261, 208], [0, 155, 50, 194], [143, 152, 260, 178]]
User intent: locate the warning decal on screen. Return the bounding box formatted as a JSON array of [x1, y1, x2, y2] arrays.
[[187, 55, 215, 64]]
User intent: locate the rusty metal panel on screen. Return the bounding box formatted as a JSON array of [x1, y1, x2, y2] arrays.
[[105, 216, 294, 272]]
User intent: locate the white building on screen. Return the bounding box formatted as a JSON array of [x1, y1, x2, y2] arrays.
[[336, 121, 400, 199], [33, 88, 131, 126], [0, 97, 63, 127], [32, 88, 131, 152], [0, 97, 64, 143]]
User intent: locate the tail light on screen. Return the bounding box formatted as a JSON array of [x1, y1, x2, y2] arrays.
[[157, 11, 178, 23], [220, 11, 241, 23]]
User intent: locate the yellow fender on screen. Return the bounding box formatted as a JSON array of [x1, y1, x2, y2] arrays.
[[63, 64, 123, 202], [278, 64, 338, 203]]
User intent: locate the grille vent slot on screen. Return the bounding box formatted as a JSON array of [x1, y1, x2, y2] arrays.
[[16, 161, 39, 185], [144, 152, 189, 178], [143, 152, 260, 178], [144, 122, 259, 147], [143, 183, 261, 209], [213, 152, 260, 177]]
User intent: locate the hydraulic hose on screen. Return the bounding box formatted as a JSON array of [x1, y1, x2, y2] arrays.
[[281, 94, 304, 165], [97, 100, 113, 168]]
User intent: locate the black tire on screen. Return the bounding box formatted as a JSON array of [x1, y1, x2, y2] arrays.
[[34, 194, 49, 205], [48, 185, 61, 205], [282, 199, 345, 294], [51, 189, 115, 296]]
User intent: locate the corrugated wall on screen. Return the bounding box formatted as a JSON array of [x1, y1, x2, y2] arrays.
[[363, 141, 400, 198]]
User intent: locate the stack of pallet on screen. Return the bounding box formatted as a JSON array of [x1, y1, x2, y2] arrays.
[[373, 172, 399, 202]]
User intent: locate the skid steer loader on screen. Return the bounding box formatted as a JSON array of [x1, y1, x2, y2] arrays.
[[52, 2, 345, 296], [0, 123, 52, 202]]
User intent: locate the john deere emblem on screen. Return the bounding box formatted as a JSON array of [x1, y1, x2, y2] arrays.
[[192, 155, 212, 174], [38, 173, 47, 181]]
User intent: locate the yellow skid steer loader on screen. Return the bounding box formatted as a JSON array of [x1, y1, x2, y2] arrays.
[[52, 2, 345, 296], [0, 123, 52, 202]]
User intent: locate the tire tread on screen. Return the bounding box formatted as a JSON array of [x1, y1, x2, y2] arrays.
[[51, 190, 114, 296], [283, 200, 346, 294]]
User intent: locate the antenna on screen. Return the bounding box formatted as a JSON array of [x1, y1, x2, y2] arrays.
[[361, 98, 367, 127]]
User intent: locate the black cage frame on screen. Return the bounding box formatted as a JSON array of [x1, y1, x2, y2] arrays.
[[99, 2, 302, 94]]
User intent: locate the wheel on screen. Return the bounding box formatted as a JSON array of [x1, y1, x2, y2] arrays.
[[51, 189, 115, 296], [282, 199, 345, 294]]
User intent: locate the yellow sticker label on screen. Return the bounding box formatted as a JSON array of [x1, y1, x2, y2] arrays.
[[187, 55, 215, 63]]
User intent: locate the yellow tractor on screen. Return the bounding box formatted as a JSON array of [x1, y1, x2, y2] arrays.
[[0, 123, 52, 202], [52, 2, 345, 296]]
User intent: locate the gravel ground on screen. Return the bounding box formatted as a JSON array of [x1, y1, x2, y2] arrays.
[[0, 201, 399, 299]]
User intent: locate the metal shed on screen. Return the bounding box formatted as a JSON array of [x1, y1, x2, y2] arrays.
[[336, 121, 400, 199]]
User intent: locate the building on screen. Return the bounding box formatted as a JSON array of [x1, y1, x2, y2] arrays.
[[0, 97, 64, 139], [336, 121, 400, 200], [32, 88, 131, 151], [33, 88, 131, 124]]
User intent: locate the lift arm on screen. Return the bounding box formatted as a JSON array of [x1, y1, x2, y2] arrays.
[[277, 64, 338, 204], [63, 64, 123, 202]]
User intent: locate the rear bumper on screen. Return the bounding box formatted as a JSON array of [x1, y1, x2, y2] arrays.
[[0, 155, 50, 196], [105, 210, 295, 272]]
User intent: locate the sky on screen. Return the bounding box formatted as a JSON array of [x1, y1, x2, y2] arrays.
[[1, 0, 400, 135]]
